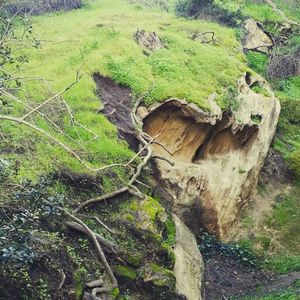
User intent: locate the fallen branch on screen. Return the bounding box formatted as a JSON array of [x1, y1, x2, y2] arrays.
[[0, 114, 98, 172], [192, 31, 217, 44], [20, 66, 82, 121]]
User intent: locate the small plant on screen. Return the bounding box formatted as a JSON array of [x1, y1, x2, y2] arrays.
[[0, 178, 66, 267], [223, 86, 240, 111]]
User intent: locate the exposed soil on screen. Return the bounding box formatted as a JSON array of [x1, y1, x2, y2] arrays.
[[204, 254, 273, 299], [93, 73, 139, 150], [204, 255, 300, 299], [260, 147, 294, 185]]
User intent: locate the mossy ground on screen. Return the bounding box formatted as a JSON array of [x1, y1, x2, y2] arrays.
[[0, 0, 248, 182]]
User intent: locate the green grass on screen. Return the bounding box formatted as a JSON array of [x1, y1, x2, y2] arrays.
[[0, 0, 247, 180], [273, 0, 300, 23], [265, 255, 300, 274], [213, 0, 285, 23], [24, 0, 245, 108], [246, 52, 268, 77], [242, 1, 284, 23]]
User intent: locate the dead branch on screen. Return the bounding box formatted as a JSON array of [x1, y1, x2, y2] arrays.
[[20, 66, 82, 121], [0, 114, 99, 172], [142, 132, 172, 155], [0, 90, 84, 148], [86, 279, 104, 288], [268, 54, 300, 78], [73, 187, 129, 213], [134, 179, 152, 189], [73, 134, 157, 213], [192, 31, 216, 44]]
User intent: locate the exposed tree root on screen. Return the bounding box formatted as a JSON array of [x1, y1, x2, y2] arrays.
[[57, 270, 66, 291], [65, 221, 119, 254], [60, 209, 118, 298]]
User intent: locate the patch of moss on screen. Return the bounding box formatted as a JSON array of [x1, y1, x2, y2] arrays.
[[121, 196, 167, 234], [126, 254, 143, 267], [251, 85, 272, 97], [73, 269, 85, 300], [110, 287, 120, 299], [113, 265, 137, 281], [149, 263, 176, 288]]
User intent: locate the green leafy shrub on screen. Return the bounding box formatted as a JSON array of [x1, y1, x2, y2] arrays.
[[0, 178, 65, 266], [199, 231, 258, 267], [246, 52, 268, 76]]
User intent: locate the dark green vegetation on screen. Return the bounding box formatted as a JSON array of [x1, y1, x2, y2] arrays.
[[0, 168, 177, 299], [2, 0, 83, 15]]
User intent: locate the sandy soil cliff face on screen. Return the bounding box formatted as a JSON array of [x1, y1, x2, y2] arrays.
[[141, 73, 280, 239]]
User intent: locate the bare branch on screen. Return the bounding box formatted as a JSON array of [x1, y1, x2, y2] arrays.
[[20, 69, 81, 121]]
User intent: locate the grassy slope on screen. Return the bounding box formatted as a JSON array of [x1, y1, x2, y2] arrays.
[[1, 0, 247, 181]]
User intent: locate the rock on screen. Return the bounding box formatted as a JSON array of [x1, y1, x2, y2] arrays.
[[142, 72, 280, 238], [243, 19, 274, 53], [134, 29, 163, 51], [173, 215, 204, 300]]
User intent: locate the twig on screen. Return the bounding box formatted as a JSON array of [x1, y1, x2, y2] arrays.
[[20, 68, 81, 121], [134, 179, 152, 189]]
